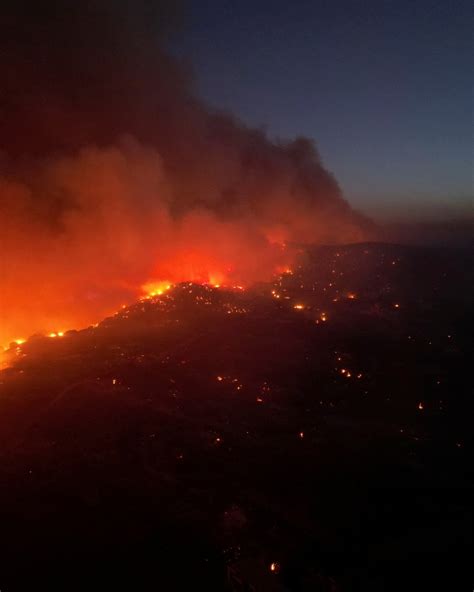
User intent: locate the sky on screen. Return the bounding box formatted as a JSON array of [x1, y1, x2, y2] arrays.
[[170, 0, 473, 221]]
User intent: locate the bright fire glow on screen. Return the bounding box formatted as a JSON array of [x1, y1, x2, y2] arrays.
[[142, 280, 173, 297], [208, 273, 225, 288], [48, 332, 64, 338]]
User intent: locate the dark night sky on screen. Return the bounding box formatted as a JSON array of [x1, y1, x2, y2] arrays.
[[170, 0, 473, 220]]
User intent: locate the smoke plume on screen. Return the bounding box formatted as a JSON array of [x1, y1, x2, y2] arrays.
[[0, 0, 369, 344]]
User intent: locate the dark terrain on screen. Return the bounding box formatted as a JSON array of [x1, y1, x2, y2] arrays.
[[0, 243, 472, 591]]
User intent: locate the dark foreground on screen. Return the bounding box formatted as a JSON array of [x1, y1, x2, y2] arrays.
[[0, 243, 472, 591]]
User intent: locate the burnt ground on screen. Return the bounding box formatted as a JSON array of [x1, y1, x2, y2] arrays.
[[0, 243, 472, 591]]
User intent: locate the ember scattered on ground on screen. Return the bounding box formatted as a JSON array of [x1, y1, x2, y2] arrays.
[[0, 243, 472, 591]]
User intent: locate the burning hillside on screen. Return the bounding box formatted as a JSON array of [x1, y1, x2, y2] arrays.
[[0, 243, 472, 590], [0, 2, 471, 591], [0, 1, 371, 347]]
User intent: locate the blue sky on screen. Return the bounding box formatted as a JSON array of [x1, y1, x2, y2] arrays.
[[170, 0, 472, 220]]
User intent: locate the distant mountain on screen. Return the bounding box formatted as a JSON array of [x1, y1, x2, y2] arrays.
[[379, 217, 474, 247]]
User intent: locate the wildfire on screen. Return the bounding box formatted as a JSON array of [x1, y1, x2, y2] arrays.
[[208, 273, 225, 288], [142, 280, 173, 297], [276, 266, 293, 276], [48, 332, 64, 338], [0, 269, 250, 361]]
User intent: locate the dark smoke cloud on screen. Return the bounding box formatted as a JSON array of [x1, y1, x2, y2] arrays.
[[0, 0, 370, 344]]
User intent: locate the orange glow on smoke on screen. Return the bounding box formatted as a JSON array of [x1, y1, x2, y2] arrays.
[[0, 241, 286, 349], [0, 142, 363, 351], [0, 1, 370, 356]]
